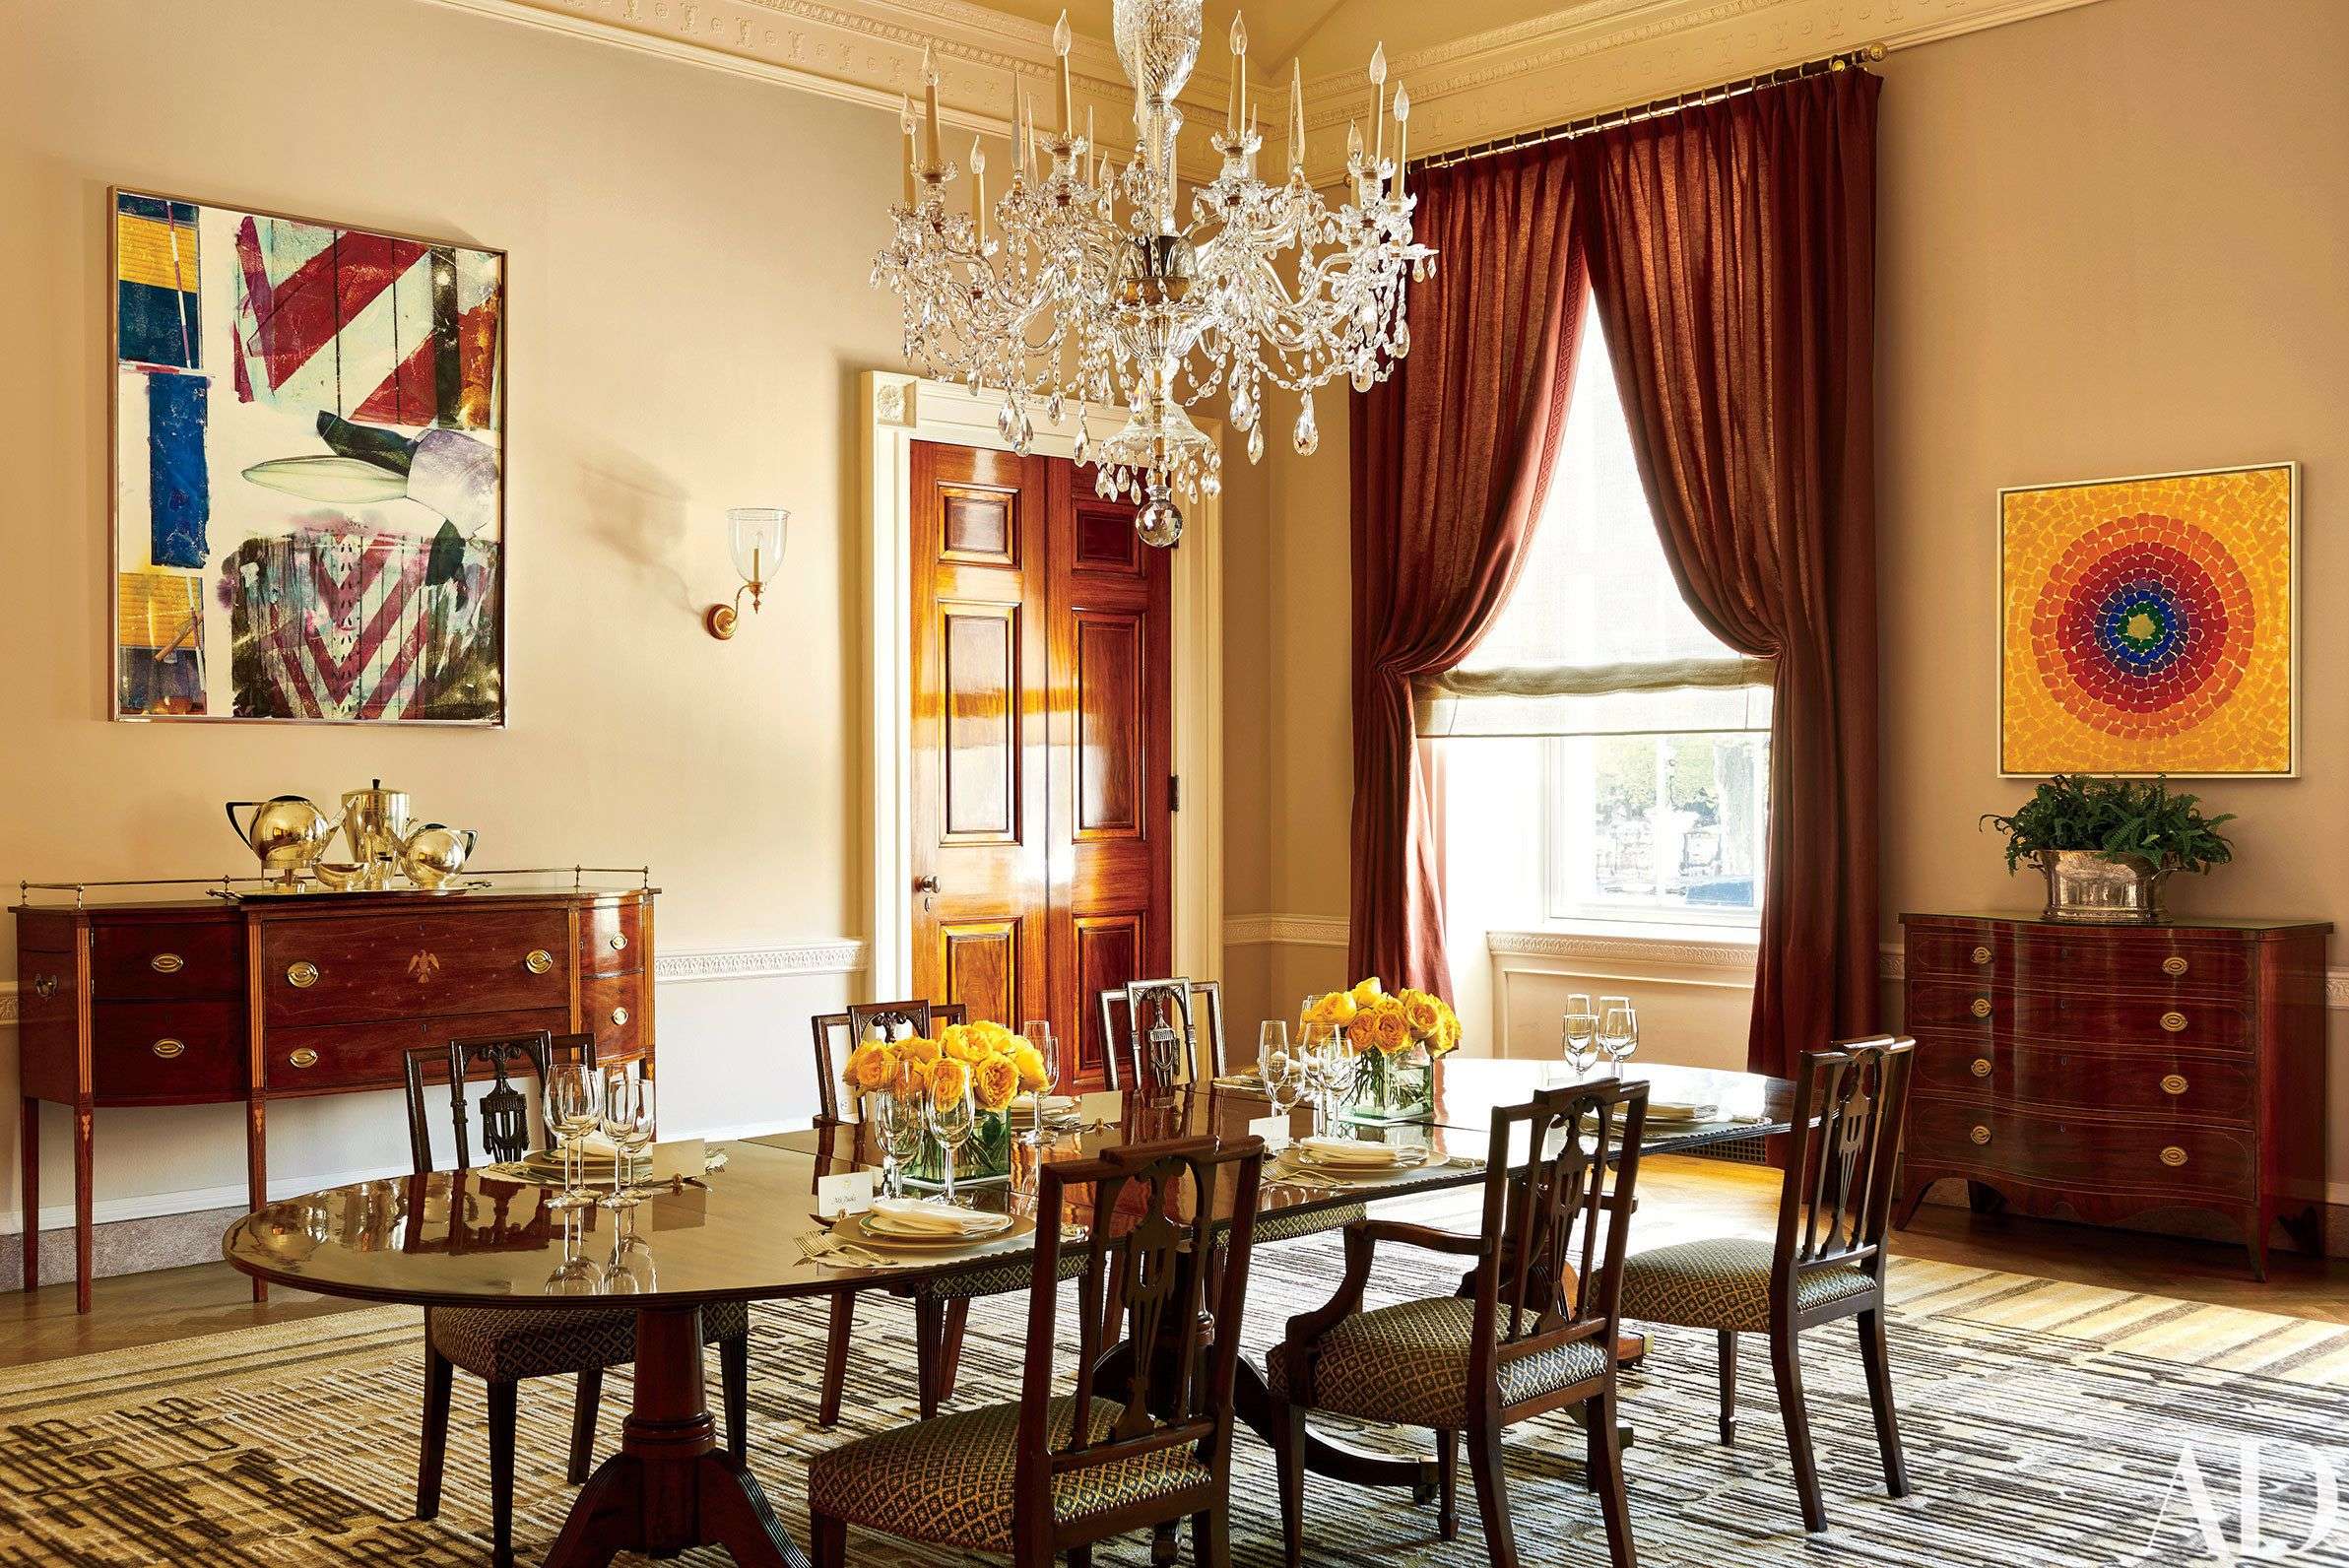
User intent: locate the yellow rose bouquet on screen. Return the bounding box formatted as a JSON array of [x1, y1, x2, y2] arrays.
[[842, 1022, 1021, 1187], [1302, 977, 1458, 1124]]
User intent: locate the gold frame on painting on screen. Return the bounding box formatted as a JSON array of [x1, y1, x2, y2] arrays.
[[1996, 461, 2298, 780]]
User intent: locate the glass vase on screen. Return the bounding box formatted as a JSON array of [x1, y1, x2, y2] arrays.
[[904, 1107, 1013, 1188], [1347, 1043, 1435, 1125]]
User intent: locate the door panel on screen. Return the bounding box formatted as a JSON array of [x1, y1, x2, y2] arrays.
[[910, 442, 1049, 1030], [908, 442, 1171, 1082]]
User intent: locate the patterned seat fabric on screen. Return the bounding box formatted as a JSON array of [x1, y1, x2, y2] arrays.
[[1619, 1236, 1876, 1332], [807, 1396, 1211, 1550], [428, 1299, 751, 1384], [1268, 1296, 1610, 1429], [915, 1250, 1086, 1303], [1252, 1201, 1368, 1246]]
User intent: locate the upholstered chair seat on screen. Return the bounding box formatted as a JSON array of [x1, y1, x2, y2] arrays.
[[427, 1300, 751, 1384], [1268, 1295, 1612, 1430], [807, 1396, 1214, 1552], [1620, 1237, 1876, 1332]]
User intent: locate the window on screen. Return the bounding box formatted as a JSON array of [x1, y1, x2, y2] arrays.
[[1427, 294, 1773, 928]]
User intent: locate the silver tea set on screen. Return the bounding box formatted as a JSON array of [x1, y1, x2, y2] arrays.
[[226, 780, 479, 892]]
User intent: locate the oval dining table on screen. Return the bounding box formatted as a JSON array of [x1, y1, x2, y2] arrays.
[[225, 1058, 1792, 1567]]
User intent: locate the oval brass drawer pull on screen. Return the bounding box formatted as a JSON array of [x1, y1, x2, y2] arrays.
[[288, 1048, 320, 1070], [2160, 1145, 2188, 1168], [151, 1038, 186, 1060], [1970, 945, 1991, 966], [1970, 1125, 1991, 1146], [32, 973, 59, 1000], [1970, 1058, 1992, 1078], [610, 933, 629, 951], [2159, 1011, 2188, 1034], [525, 948, 555, 975], [2161, 1074, 2188, 1096], [286, 960, 321, 989], [150, 952, 185, 974], [2161, 955, 2189, 978], [1969, 997, 1992, 1019], [610, 1006, 630, 1027]]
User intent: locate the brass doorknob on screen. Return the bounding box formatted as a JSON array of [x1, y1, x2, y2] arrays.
[[1969, 997, 1992, 1019], [149, 952, 185, 974], [525, 949, 555, 975], [2160, 1074, 2188, 1096], [913, 875, 941, 894], [2161, 955, 2189, 978], [286, 960, 320, 989], [2159, 1011, 2188, 1034], [1970, 1058, 1991, 1078], [151, 1039, 186, 1059], [1970, 1125, 1991, 1145], [32, 973, 59, 1000], [2160, 1145, 2187, 1167], [288, 1048, 320, 1069]]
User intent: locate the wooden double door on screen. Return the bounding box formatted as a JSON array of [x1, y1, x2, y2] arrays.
[[908, 441, 1172, 1089]]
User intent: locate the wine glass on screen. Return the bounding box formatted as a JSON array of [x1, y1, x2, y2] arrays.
[[1561, 1010, 1600, 1078], [1318, 1035, 1361, 1136], [871, 1071, 925, 1199], [1258, 1019, 1289, 1084], [1263, 1039, 1305, 1125], [1296, 1020, 1335, 1136], [1018, 1019, 1060, 1144], [543, 1063, 604, 1209], [927, 1075, 976, 1207], [1599, 1001, 1639, 1075], [598, 1065, 656, 1210]]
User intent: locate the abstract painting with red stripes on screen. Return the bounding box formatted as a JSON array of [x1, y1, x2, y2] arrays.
[[111, 189, 503, 724]]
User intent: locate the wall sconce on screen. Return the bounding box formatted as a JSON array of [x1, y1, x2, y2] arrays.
[[704, 506, 789, 639]]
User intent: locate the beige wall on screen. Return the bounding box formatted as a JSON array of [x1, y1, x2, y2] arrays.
[[0, 0, 929, 1231], [1877, 0, 2349, 1195], [1229, 0, 2349, 1189]]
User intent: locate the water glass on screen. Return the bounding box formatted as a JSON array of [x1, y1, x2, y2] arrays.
[[1599, 1001, 1639, 1073], [927, 1078, 976, 1206], [1258, 1020, 1289, 1080], [1018, 1019, 1060, 1144], [598, 1065, 656, 1210], [543, 1063, 605, 1209], [871, 1072, 925, 1199], [1317, 1033, 1360, 1135], [1561, 1011, 1600, 1078]]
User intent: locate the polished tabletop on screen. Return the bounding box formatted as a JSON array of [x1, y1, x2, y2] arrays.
[[224, 1059, 1792, 1312]]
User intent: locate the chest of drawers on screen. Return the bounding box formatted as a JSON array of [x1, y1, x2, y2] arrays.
[[13, 887, 654, 1311], [1892, 913, 2328, 1276]]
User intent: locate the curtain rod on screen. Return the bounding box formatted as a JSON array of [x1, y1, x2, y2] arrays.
[[1415, 41, 1888, 172]]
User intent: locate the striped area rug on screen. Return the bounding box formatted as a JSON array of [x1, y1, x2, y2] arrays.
[[1, 1241, 2344, 1566]]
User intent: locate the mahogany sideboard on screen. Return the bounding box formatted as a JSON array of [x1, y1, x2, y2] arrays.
[[13, 886, 654, 1311], [1893, 912, 2329, 1277]]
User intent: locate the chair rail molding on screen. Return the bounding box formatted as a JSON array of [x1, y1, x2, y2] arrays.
[[1225, 913, 1350, 949], [424, 0, 2109, 186], [863, 372, 1224, 1001]]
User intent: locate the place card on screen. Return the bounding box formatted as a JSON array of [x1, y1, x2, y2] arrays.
[[1247, 1113, 1293, 1153], [816, 1170, 878, 1218]]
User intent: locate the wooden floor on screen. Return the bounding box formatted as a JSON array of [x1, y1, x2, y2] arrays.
[[5, 1152, 2343, 1369]]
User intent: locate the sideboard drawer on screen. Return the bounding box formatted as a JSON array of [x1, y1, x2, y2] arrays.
[[92, 919, 242, 1001], [268, 1008, 570, 1093], [582, 972, 644, 1063], [2007, 988, 2253, 1054], [581, 902, 644, 977], [92, 1000, 243, 1102], [2008, 929, 2253, 998], [1910, 1095, 2255, 1201], [261, 909, 573, 1026], [1917, 1041, 2255, 1124], [1904, 922, 2002, 980]]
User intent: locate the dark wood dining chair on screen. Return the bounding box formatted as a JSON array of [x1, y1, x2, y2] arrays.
[[813, 998, 1028, 1427], [1618, 1036, 1917, 1533], [400, 1030, 750, 1568], [1097, 978, 1225, 1096], [807, 1133, 1267, 1567], [1269, 1078, 1651, 1568]]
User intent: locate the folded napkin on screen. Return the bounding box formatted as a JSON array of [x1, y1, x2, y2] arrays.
[[1011, 1093, 1082, 1116], [1297, 1136, 1406, 1167], [866, 1198, 1011, 1237], [1645, 1101, 1720, 1124]]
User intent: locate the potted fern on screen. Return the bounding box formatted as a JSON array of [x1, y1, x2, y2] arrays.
[[1981, 775, 2235, 924]]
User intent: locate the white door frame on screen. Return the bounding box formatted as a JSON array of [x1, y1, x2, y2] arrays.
[[860, 371, 1224, 1005]]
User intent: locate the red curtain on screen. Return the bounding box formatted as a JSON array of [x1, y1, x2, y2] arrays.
[[1347, 146, 1589, 996], [1576, 70, 1882, 1077]]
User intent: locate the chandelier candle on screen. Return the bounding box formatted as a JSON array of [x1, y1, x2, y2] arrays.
[[875, 0, 1431, 546]]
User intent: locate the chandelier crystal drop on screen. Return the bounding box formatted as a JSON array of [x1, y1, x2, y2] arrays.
[[874, 2, 1433, 546]]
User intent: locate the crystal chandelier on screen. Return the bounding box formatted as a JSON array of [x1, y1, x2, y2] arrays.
[[874, 0, 1433, 546]]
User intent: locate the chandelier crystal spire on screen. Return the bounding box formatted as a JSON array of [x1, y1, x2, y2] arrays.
[[873, 2, 1434, 546]]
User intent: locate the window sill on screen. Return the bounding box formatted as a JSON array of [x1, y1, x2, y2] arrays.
[[1486, 922, 1760, 971]]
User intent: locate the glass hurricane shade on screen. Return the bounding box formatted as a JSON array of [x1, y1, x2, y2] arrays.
[[727, 507, 789, 590]]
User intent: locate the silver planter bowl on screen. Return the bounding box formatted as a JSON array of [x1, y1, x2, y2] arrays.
[[2037, 849, 2172, 924]]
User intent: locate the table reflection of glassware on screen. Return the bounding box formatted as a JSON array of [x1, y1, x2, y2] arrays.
[[599, 1065, 656, 1210], [547, 1209, 606, 1295], [1018, 1019, 1060, 1145], [871, 1071, 924, 1200], [607, 1217, 657, 1294], [1598, 1000, 1639, 1075], [926, 1075, 976, 1207], [544, 1064, 604, 1209], [1561, 1010, 1600, 1078]]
